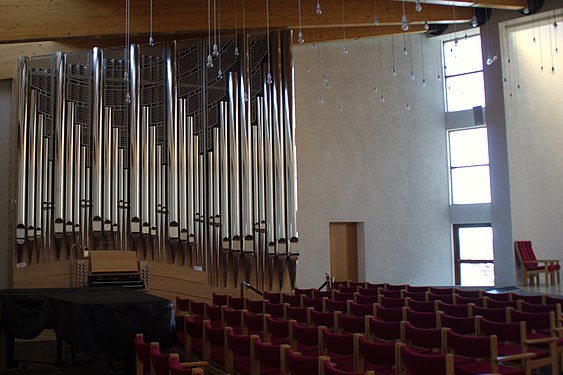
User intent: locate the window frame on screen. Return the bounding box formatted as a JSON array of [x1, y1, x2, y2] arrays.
[[452, 223, 494, 286]]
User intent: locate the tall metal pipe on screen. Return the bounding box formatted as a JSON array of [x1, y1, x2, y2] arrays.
[[74, 124, 82, 233], [156, 144, 163, 257], [193, 134, 200, 263], [198, 151, 204, 264], [103, 106, 112, 233], [228, 72, 241, 246], [166, 40, 179, 242], [149, 125, 157, 237], [129, 43, 141, 237], [16, 57, 29, 245], [80, 145, 88, 247], [186, 116, 195, 242], [111, 127, 119, 234], [91, 48, 103, 236], [179, 99, 188, 242], [65, 102, 75, 235], [219, 102, 230, 249], [118, 147, 124, 247], [141, 106, 150, 236], [53, 52, 67, 240], [26, 90, 37, 240], [262, 64, 275, 248], [35, 113, 44, 239], [42, 135, 49, 259]]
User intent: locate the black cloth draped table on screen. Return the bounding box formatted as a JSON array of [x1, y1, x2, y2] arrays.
[[0, 288, 176, 368]]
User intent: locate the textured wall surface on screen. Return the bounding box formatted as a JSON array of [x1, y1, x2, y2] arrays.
[[504, 21, 563, 263], [293, 36, 452, 288]]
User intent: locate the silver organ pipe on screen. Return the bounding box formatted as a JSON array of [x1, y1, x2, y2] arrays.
[[193, 134, 200, 263], [27, 89, 37, 240], [42, 134, 49, 256], [149, 125, 157, 237], [80, 145, 89, 247], [16, 57, 29, 245], [187, 116, 195, 244], [129, 43, 141, 237], [91, 48, 103, 235], [35, 113, 44, 240], [219, 102, 230, 250], [156, 144, 163, 257], [118, 147, 125, 248], [197, 146, 204, 265], [141, 106, 150, 236], [65, 102, 75, 235], [262, 63, 275, 252], [179, 99, 188, 242], [228, 72, 241, 251], [103, 107, 112, 233], [53, 52, 67, 240], [111, 127, 119, 234], [74, 124, 82, 234], [166, 41, 179, 242]]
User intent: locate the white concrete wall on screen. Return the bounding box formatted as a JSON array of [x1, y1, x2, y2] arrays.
[[503, 18, 563, 262], [294, 36, 452, 288]]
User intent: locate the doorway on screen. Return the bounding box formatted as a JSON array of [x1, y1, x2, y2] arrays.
[[329, 222, 358, 282]]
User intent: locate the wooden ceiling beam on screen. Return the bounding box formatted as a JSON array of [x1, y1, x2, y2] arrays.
[[395, 0, 528, 10], [0, 0, 474, 44], [295, 25, 428, 44]]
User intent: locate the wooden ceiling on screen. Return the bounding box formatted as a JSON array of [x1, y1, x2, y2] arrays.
[[0, 0, 527, 79]]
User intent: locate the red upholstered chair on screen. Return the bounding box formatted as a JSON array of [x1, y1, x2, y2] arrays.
[[246, 298, 265, 314], [436, 301, 471, 317], [349, 282, 366, 289], [400, 343, 455, 375], [454, 288, 483, 298], [429, 287, 454, 296], [264, 301, 286, 320], [168, 353, 206, 375], [374, 305, 403, 322], [406, 299, 436, 313], [511, 293, 544, 305], [357, 288, 379, 296], [183, 316, 205, 358], [443, 328, 530, 374], [379, 289, 402, 299], [514, 240, 561, 286], [486, 299, 518, 309], [310, 310, 338, 329], [404, 307, 438, 329], [314, 290, 333, 299], [336, 313, 368, 335], [485, 292, 512, 301], [252, 337, 290, 375], [401, 322, 442, 353], [149, 342, 173, 375], [286, 305, 310, 324], [203, 320, 228, 366], [426, 292, 454, 304], [229, 296, 246, 310], [284, 346, 328, 375], [264, 315, 293, 345], [469, 305, 508, 322], [405, 285, 429, 293], [225, 328, 257, 375], [506, 308, 558, 338], [176, 296, 191, 314], [212, 292, 229, 306], [354, 335, 398, 374], [355, 294, 378, 304], [291, 322, 323, 356], [333, 291, 355, 302], [319, 329, 357, 372], [204, 303, 223, 326], [321, 358, 375, 375], [263, 291, 282, 304], [386, 284, 408, 291], [347, 301, 375, 317], [545, 295, 563, 305], [325, 299, 348, 313], [476, 316, 558, 374], [378, 296, 407, 308], [437, 313, 477, 335], [282, 293, 302, 308], [134, 333, 151, 375], [455, 295, 485, 307], [243, 311, 266, 337], [339, 286, 360, 294], [295, 287, 315, 298], [365, 282, 386, 290], [332, 280, 349, 290], [303, 296, 325, 312], [401, 291, 427, 302], [222, 307, 244, 333], [189, 300, 206, 319], [367, 318, 402, 343]]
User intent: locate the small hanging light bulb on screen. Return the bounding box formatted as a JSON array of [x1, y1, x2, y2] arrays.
[[406, 103, 411, 111], [316, 0, 322, 15], [486, 54, 494, 66], [312, 42, 318, 50], [380, 94, 385, 103], [437, 74, 441, 81], [392, 66, 397, 77], [319, 95, 324, 104], [403, 47, 408, 55], [410, 71, 415, 81], [218, 68, 223, 79], [373, 86, 378, 93], [471, 15, 478, 28], [323, 74, 328, 82], [125, 92, 131, 104], [373, 15, 380, 26], [234, 46, 240, 56], [414, 0, 422, 12], [401, 14, 409, 32], [338, 105, 343, 112], [213, 44, 219, 56], [267, 72, 273, 84], [244, 92, 249, 102], [522, 8, 529, 14], [492, 53, 498, 62], [149, 36, 154, 46], [305, 66, 310, 73], [207, 53, 214, 68], [422, 78, 427, 87], [326, 81, 331, 90], [424, 21, 429, 30], [298, 30, 305, 44], [342, 45, 349, 54]]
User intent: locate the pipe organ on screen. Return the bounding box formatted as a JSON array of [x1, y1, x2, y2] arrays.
[[11, 31, 299, 290]]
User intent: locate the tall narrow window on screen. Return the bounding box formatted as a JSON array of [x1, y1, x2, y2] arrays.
[[448, 127, 491, 204], [443, 35, 485, 112], [453, 224, 494, 286]]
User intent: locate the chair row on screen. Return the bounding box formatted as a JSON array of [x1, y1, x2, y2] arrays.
[[134, 333, 207, 375], [183, 315, 560, 375]]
